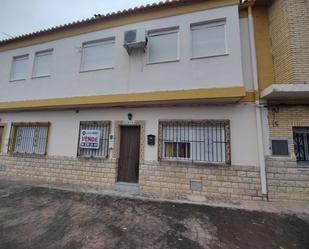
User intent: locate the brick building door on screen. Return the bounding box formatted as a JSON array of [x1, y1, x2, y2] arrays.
[[117, 126, 140, 183]]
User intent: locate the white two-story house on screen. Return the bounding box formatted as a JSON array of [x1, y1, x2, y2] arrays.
[[0, 0, 267, 201]]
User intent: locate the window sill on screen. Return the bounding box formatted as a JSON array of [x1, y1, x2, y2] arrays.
[[9, 78, 26, 83], [268, 155, 293, 160], [31, 75, 51, 79], [77, 155, 108, 160], [9, 152, 46, 158], [296, 161, 309, 169], [79, 67, 114, 73], [270, 154, 291, 158], [297, 166, 309, 170], [159, 159, 230, 167], [190, 53, 229, 60], [146, 59, 180, 65]]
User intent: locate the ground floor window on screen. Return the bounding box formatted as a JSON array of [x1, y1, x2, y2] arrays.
[[293, 127, 309, 167], [159, 120, 230, 164], [77, 121, 110, 158], [9, 123, 50, 155]]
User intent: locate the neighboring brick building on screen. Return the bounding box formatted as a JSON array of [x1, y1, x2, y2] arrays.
[[0, 0, 308, 202], [256, 0, 309, 200], [268, 0, 309, 84]]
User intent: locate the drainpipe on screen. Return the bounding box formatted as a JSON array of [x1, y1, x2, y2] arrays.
[[247, 5, 268, 199]]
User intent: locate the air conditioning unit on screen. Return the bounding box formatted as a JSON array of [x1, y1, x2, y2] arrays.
[[123, 29, 147, 54]]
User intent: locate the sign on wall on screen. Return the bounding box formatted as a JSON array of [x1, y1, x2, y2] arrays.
[[79, 130, 100, 149]]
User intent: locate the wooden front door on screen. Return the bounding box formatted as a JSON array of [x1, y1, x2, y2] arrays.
[[117, 126, 140, 183]]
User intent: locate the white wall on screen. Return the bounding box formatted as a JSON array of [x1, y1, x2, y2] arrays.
[[0, 103, 259, 166], [239, 18, 254, 92], [0, 5, 245, 102]]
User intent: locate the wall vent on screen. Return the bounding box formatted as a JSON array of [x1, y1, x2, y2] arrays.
[[271, 139, 289, 156], [0, 164, 7, 171], [190, 180, 203, 191]]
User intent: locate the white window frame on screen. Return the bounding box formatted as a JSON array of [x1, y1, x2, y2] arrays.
[[147, 27, 180, 64], [190, 19, 228, 60], [80, 38, 115, 72], [32, 49, 53, 78], [10, 54, 29, 82]]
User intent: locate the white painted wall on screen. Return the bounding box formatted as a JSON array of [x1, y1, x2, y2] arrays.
[[0, 5, 245, 102], [0, 103, 259, 166]]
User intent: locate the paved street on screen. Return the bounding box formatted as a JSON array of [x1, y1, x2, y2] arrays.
[[0, 180, 308, 249]]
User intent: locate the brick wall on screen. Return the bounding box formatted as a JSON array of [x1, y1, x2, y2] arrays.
[[268, 105, 309, 155], [269, 0, 309, 84], [267, 105, 309, 201], [139, 161, 262, 201], [286, 0, 309, 83], [266, 157, 309, 201]]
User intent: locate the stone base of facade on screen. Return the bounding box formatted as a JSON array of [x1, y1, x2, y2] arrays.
[[266, 157, 309, 201], [0, 154, 263, 201], [266, 105, 309, 201], [140, 161, 263, 201], [2, 154, 309, 202], [0, 155, 117, 190]]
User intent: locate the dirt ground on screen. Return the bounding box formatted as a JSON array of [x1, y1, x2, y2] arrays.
[[0, 181, 308, 249]]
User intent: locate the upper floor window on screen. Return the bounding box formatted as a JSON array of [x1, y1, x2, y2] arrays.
[[80, 38, 115, 72], [191, 20, 227, 59], [10, 54, 29, 81], [32, 49, 53, 77], [147, 27, 179, 64]]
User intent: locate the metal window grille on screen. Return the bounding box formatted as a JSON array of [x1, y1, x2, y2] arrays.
[[11, 123, 49, 155], [293, 127, 309, 166], [159, 120, 230, 164], [77, 121, 110, 158]]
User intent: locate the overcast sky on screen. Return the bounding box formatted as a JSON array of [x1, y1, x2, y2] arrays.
[[0, 0, 162, 41]]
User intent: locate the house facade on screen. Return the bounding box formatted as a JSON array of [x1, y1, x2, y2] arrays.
[[0, 0, 308, 201]]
